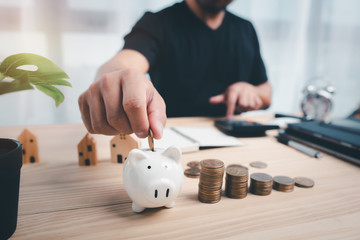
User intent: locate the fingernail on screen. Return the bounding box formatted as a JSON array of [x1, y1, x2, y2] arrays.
[[135, 132, 147, 138]]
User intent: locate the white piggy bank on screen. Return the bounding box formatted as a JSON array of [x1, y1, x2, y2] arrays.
[[123, 146, 183, 213]]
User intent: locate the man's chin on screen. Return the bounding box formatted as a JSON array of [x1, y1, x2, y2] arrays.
[[195, 0, 227, 14]]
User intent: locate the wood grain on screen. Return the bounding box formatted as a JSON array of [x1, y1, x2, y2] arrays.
[[0, 116, 359, 239]]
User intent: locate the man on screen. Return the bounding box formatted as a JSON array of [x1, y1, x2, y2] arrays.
[[78, 0, 272, 139]]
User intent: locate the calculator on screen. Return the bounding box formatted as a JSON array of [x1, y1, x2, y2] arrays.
[[215, 120, 279, 137]]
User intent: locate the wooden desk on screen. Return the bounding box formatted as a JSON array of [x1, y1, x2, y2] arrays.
[[1, 117, 359, 239]]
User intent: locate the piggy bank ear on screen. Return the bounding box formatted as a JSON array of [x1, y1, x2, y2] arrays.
[[127, 149, 148, 168], [162, 146, 182, 162]]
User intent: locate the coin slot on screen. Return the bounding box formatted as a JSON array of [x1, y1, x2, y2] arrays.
[[154, 189, 158, 198], [166, 188, 170, 198]]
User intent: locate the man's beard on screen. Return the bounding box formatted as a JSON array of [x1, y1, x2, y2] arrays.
[[195, 0, 228, 14]]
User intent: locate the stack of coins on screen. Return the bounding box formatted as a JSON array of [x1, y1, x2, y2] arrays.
[[184, 168, 200, 178], [249, 173, 273, 196], [294, 177, 315, 188], [273, 176, 295, 192], [184, 161, 201, 178], [225, 164, 248, 199], [198, 159, 225, 204]]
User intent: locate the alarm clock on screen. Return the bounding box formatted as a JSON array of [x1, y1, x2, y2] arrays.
[[301, 78, 335, 121]]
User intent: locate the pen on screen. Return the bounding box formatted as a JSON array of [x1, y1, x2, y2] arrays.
[[276, 136, 323, 158]]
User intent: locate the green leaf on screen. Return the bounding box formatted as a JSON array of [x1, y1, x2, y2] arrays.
[[0, 53, 71, 106], [35, 85, 65, 107]]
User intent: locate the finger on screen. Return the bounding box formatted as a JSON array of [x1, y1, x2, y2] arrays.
[[238, 93, 249, 110], [225, 91, 238, 119], [148, 92, 167, 139], [88, 83, 118, 135], [209, 94, 225, 104], [254, 96, 263, 109], [100, 73, 132, 134], [78, 92, 94, 133], [122, 76, 149, 138], [247, 94, 256, 110]]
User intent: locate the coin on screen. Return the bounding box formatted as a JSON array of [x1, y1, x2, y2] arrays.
[[225, 165, 248, 199], [250, 173, 272, 182], [198, 159, 225, 204], [184, 168, 200, 178], [148, 128, 155, 152], [273, 176, 295, 192], [226, 166, 248, 177], [250, 173, 273, 196], [227, 164, 248, 170], [294, 177, 315, 188], [250, 161, 267, 168], [187, 161, 200, 169], [200, 159, 224, 169]]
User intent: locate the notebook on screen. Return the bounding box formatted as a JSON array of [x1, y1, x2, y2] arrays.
[[281, 109, 360, 165], [140, 127, 244, 153]]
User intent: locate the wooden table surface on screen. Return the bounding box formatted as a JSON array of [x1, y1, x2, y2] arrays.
[[1, 116, 359, 240]]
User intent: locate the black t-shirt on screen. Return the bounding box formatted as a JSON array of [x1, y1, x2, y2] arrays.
[[124, 1, 267, 117]]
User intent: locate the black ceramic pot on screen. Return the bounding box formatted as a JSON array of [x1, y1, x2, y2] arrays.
[[0, 139, 22, 240]]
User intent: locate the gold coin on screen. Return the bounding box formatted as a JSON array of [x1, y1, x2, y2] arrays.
[[148, 128, 155, 152], [250, 161, 267, 168], [294, 177, 315, 188]]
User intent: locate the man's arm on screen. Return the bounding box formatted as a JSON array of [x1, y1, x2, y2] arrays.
[[78, 49, 166, 139], [209, 81, 272, 119]]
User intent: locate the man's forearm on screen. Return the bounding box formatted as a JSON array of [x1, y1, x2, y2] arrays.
[[95, 49, 149, 81]]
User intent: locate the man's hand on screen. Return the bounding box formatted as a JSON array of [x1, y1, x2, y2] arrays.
[[78, 68, 166, 139], [209, 81, 271, 119]]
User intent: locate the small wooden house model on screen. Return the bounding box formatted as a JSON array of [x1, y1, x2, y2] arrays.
[[17, 128, 39, 164], [110, 134, 140, 164], [77, 133, 98, 166]]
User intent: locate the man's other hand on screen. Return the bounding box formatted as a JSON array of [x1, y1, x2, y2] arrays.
[[209, 81, 271, 119]]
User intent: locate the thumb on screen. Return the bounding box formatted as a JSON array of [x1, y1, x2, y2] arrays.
[[147, 92, 167, 140], [209, 94, 225, 104]]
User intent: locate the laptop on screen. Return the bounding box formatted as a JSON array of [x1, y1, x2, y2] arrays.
[[280, 107, 360, 165]]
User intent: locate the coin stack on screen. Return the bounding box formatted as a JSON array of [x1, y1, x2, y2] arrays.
[[249, 173, 273, 196], [184, 161, 201, 178], [198, 159, 225, 204], [294, 177, 315, 188], [225, 164, 248, 199], [273, 176, 295, 192]]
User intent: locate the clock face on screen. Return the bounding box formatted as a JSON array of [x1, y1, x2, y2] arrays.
[[301, 93, 332, 121]]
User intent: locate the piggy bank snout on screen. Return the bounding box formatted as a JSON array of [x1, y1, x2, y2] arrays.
[[146, 179, 176, 203]]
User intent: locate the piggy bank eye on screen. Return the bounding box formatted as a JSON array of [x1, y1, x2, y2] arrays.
[[164, 165, 168, 169], [147, 165, 151, 169]]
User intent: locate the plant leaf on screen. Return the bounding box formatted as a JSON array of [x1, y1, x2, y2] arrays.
[[0, 53, 71, 106], [35, 85, 65, 107], [0, 71, 34, 94]]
